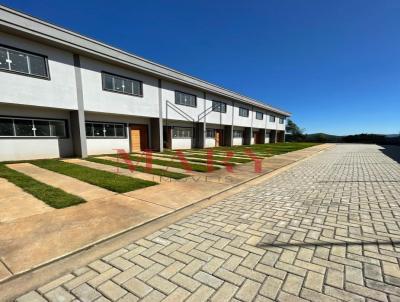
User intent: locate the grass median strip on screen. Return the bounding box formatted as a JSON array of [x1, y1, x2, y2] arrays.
[[32, 159, 157, 193], [161, 151, 252, 163], [123, 154, 221, 173], [0, 164, 85, 208], [86, 157, 188, 180]]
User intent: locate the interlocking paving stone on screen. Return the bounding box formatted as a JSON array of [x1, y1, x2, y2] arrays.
[[16, 145, 400, 301]]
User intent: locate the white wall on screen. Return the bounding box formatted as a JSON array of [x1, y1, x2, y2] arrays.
[[161, 80, 205, 122], [204, 94, 233, 126], [80, 56, 159, 117], [205, 138, 216, 148], [0, 104, 74, 161], [171, 138, 192, 150], [233, 137, 243, 146], [0, 32, 78, 110], [233, 103, 252, 128], [85, 112, 150, 155]]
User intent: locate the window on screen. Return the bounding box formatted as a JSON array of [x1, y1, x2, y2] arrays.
[[0, 45, 49, 78], [239, 107, 249, 117], [175, 91, 197, 107], [0, 117, 66, 137], [233, 130, 243, 138], [256, 111, 263, 120], [279, 117, 285, 124], [102, 72, 143, 97], [86, 122, 126, 138], [172, 127, 193, 138], [206, 129, 215, 138], [212, 100, 227, 113], [269, 115, 276, 122]]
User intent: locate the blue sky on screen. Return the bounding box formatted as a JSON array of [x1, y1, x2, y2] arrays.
[[2, 0, 399, 135]]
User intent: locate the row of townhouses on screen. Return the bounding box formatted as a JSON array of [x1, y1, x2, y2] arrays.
[[0, 6, 290, 162]]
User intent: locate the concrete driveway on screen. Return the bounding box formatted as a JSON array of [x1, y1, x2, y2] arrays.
[[14, 144, 400, 301]]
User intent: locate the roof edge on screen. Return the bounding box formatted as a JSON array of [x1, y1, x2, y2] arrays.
[[0, 5, 291, 116]]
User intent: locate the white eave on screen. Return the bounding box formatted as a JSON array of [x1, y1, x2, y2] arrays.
[[0, 5, 291, 117]]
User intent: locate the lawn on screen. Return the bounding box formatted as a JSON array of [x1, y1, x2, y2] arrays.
[[0, 164, 85, 208], [32, 159, 157, 193], [123, 154, 221, 173], [87, 157, 189, 180], [212, 142, 320, 157], [161, 151, 253, 163]]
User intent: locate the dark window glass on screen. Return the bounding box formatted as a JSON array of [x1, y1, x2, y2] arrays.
[[93, 123, 104, 137], [14, 119, 34, 136], [114, 77, 124, 93], [85, 123, 93, 136], [123, 79, 133, 95], [103, 74, 114, 90], [9, 50, 29, 74], [50, 121, 66, 137], [102, 73, 142, 96], [206, 129, 215, 138], [0, 118, 14, 136], [104, 124, 115, 137], [133, 81, 141, 96], [212, 101, 227, 113], [270, 116, 276, 122], [233, 130, 243, 138], [239, 107, 249, 117], [29, 55, 47, 77], [175, 91, 196, 107], [34, 120, 50, 136], [279, 118, 285, 124], [256, 112, 263, 120], [0, 48, 9, 70], [115, 124, 124, 137]]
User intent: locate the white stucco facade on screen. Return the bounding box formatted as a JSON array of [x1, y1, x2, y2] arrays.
[[0, 6, 289, 161]]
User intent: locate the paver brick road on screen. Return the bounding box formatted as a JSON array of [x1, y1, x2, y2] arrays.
[[17, 144, 400, 301]]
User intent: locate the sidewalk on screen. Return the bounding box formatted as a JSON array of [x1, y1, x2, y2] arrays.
[[0, 144, 332, 284]]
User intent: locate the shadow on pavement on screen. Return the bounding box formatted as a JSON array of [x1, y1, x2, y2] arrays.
[[378, 144, 400, 164]]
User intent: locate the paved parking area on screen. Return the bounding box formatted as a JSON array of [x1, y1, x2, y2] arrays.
[[16, 144, 400, 301]]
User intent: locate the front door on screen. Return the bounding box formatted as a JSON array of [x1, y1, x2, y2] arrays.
[[215, 130, 222, 147], [130, 125, 148, 152]]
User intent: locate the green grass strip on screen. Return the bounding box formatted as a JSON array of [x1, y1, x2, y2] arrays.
[[125, 155, 220, 173], [32, 159, 156, 193], [162, 151, 252, 163], [0, 164, 85, 209], [86, 157, 188, 180]]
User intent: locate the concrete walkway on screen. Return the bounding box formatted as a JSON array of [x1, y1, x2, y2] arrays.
[[12, 144, 400, 302], [7, 163, 116, 201], [0, 144, 331, 293]]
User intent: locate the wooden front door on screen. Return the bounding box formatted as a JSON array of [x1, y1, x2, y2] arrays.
[[130, 125, 148, 152], [253, 131, 260, 144], [215, 130, 222, 147]]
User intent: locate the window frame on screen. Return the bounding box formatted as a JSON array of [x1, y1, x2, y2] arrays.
[[269, 115, 276, 123], [174, 91, 197, 108], [233, 130, 243, 138], [172, 127, 193, 139], [0, 44, 50, 80], [279, 117, 285, 124], [101, 71, 143, 97], [238, 107, 249, 117], [206, 128, 216, 138], [255, 111, 264, 120], [85, 121, 127, 139], [0, 115, 68, 139], [211, 100, 227, 113]]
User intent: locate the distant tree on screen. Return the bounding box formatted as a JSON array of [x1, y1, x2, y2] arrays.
[[286, 119, 305, 141]]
